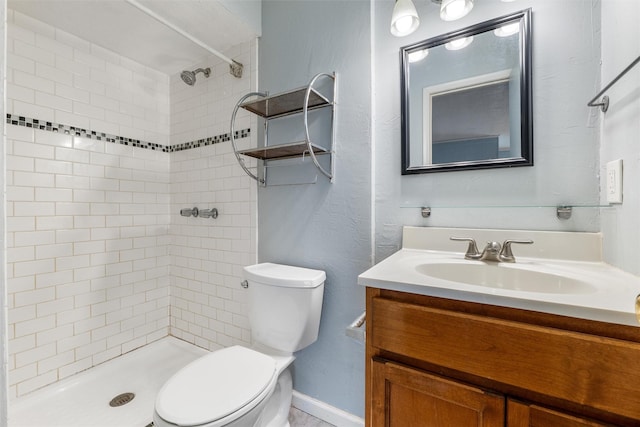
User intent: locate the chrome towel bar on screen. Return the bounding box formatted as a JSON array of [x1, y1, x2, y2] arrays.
[[588, 54, 640, 113]]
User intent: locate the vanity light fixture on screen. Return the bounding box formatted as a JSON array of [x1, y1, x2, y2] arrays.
[[493, 22, 520, 37], [444, 36, 474, 50], [408, 48, 429, 62], [390, 0, 420, 37], [439, 0, 474, 21], [391, 0, 475, 37]]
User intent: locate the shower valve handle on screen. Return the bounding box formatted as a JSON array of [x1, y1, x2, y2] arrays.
[[180, 207, 199, 217]]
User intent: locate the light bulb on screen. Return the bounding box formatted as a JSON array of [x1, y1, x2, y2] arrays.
[[493, 22, 520, 37], [390, 0, 420, 37], [408, 49, 429, 63], [394, 16, 416, 34], [440, 0, 474, 21], [444, 36, 474, 50]]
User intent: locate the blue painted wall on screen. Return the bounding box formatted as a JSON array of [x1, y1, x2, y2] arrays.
[[258, 0, 371, 417]]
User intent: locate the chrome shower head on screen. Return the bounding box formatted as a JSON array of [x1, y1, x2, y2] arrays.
[[180, 67, 211, 86]]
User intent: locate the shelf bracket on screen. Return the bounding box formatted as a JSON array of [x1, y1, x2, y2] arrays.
[[230, 91, 268, 185]]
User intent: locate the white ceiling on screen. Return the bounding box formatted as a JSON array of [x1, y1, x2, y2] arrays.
[[8, 0, 259, 75]]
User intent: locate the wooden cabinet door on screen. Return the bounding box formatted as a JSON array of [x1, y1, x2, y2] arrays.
[[371, 359, 505, 427], [507, 400, 612, 427]]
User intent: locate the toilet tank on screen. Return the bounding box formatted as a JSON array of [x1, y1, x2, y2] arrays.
[[243, 263, 325, 354]]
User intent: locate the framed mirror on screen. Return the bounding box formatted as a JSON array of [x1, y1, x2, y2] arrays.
[[401, 9, 532, 174]]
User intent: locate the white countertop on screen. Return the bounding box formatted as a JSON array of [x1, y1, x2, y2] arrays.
[[358, 227, 640, 326]]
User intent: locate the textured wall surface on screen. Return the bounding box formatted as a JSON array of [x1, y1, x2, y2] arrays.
[[374, 0, 602, 261], [600, 0, 640, 275], [259, 0, 371, 417]]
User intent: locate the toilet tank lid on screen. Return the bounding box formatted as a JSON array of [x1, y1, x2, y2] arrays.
[[243, 263, 326, 288]]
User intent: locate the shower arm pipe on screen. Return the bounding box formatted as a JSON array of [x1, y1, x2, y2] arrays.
[[124, 0, 243, 78], [230, 92, 268, 185]]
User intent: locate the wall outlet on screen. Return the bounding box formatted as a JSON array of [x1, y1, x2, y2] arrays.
[[606, 159, 623, 204]]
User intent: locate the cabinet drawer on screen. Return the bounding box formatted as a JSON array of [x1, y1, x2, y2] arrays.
[[370, 296, 640, 421]]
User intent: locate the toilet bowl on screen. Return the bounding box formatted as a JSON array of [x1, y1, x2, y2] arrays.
[[153, 263, 325, 427]]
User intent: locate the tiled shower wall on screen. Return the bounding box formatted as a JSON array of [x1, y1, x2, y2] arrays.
[[6, 11, 171, 398], [169, 44, 258, 350], [6, 9, 258, 398]]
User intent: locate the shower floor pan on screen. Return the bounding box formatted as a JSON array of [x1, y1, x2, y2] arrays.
[[9, 337, 208, 427]]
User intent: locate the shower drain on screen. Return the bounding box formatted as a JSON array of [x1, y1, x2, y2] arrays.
[[109, 392, 136, 407]]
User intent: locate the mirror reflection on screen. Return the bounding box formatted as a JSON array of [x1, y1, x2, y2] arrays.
[[401, 9, 532, 174]]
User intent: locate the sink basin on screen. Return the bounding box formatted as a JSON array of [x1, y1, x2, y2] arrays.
[[416, 262, 598, 294], [358, 227, 640, 326]]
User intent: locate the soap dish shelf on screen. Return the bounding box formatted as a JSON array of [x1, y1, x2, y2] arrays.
[[230, 72, 336, 186]]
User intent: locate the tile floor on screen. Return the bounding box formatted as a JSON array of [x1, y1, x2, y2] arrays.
[[289, 407, 335, 427]]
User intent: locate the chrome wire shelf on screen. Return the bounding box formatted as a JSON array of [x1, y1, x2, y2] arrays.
[[239, 88, 331, 119], [237, 141, 330, 160], [230, 72, 336, 186]]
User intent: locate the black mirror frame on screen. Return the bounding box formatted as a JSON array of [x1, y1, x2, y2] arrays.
[[400, 8, 533, 174]]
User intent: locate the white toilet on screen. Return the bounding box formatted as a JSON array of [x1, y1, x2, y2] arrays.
[[153, 263, 326, 427]]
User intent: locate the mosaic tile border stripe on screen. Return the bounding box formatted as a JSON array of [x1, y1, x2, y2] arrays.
[[6, 114, 251, 153]]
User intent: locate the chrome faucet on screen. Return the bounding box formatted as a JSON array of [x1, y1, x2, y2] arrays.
[[450, 237, 533, 263]]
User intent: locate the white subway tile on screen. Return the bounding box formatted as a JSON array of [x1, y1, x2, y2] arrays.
[[74, 338, 105, 360], [56, 56, 91, 79], [12, 100, 54, 122], [8, 82, 35, 104], [73, 101, 105, 120], [8, 306, 36, 324], [36, 243, 73, 259], [13, 69, 54, 94], [8, 276, 35, 294], [92, 346, 122, 366], [35, 270, 73, 289], [73, 265, 106, 282], [14, 315, 56, 337], [73, 136, 105, 153], [13, 230, 55, 247], [35, 323, 73, 346], [55, 254, 90, 271], [57, 331, 90, 352], [90, 44, 122, 66], [7, 246, 35, 263], [34, 91, 73, 112], [55, 229, 90, 243], [35, 158, 72, 174], [36, 33, 73, 58], [58, 357, 92, 380], [7, 186, 35, 202], [54, 110, 90, 129], [55, 202, 90, 215], [57, 307, 90, 326], [73, 49, 106, 70], [38, 350, 75, 375], [35, 188, 73, 202], [35, 63, 73, 86], [17, 370, 57, 396], [56, 174, 90, 189], [55, 146, 90, 163]]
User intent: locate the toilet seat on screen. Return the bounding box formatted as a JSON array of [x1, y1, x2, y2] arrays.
[[155, 346, 277, 426]]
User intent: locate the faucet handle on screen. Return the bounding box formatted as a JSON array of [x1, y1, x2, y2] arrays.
[[500, 239, 534, 263], [450, 237, 481, 259]]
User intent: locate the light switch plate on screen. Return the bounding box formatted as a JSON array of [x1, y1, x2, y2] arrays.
[[606, 159, 623, 204]]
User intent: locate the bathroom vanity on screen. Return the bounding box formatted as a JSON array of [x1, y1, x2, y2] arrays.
[[359, 227, 640, 426]]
